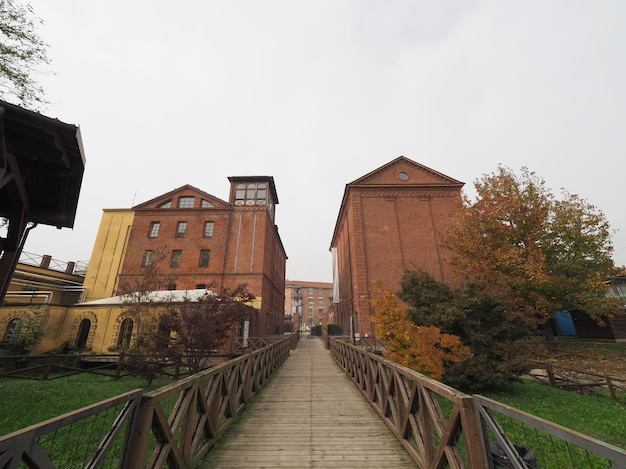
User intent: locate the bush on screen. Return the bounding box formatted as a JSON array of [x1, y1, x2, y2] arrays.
[[327, 324, 343, 336], [310, 325, 322, 336]]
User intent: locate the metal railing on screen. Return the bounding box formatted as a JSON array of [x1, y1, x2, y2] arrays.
[[475, 395, 626, 468]]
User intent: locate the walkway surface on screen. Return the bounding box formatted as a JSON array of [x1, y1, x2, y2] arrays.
[[202, 336, 417, 468]]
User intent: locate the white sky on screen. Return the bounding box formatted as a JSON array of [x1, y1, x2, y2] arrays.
[[20, 0, 626, 283]]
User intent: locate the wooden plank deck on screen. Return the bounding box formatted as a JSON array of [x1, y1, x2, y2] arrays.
[[202, 336, 417, 468]]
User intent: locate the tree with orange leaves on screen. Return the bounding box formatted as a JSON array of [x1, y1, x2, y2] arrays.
[[371, 281, 470, 381], [442, 166, 618, 323]]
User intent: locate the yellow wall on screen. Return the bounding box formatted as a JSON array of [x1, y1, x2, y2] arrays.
[[83, 209, 134, 302]]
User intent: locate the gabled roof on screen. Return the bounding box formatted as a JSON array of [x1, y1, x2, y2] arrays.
[[348, 156, 463, 187], [132, 184, 229, 209], [330, 156, 464, 248]]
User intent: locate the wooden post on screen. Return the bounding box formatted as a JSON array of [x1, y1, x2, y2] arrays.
[[606, 375, 617, 402], [125, 397, 155, 468], [115, 353, 124, 380], [459, 395, 488, 469], [42, 355, 54, 380], [546, 363, 557, 387]]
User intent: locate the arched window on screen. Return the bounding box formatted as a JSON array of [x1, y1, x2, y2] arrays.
[[117, 318, 134, 350], [75, 318, 91, 349], [156, 320, 171, 349], [3, 318, 23, 342]]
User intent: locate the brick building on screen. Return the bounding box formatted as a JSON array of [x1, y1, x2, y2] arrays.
[[84, 176, 287, 337], [284, 280, 333, 332], [329, 156, 463, 338]]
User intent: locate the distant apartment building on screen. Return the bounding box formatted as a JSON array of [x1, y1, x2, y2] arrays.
[[285, 280, 333, 332], [330, 156, 464, 338]]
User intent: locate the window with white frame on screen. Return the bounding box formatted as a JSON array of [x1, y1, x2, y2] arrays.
[[178, 196, 195, 208], [148, 221, 160, 238], [176, 221, 187, 238], [142, 250, 155, 267], [170, 250, 182, 268], [204, 221, 214, 237]]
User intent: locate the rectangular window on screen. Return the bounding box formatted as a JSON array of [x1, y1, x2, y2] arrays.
[[234, 182, 267, 206], [308, 307, 313, 314], [176, 221, 187, 238], [178, 196, 195, 208], [318, 307, 323, 315], [199, 249, 210, 267], [204, 221, 214, 237], [148, 221, 160, 238], [170, 250, 182, 268], [142, 250, 155, 267]]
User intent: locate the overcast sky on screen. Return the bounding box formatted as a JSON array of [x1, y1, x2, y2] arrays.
[[20, 0, 626, 283]]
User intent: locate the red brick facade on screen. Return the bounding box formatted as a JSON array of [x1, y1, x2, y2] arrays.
[[329, 157, 463, 337], [116, 178, 287, 337]]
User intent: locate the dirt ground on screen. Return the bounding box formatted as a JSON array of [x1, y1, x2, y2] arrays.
[[531, 341, 626, 379]]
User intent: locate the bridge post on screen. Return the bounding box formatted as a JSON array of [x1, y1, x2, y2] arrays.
[[459, 395, 488, 468]]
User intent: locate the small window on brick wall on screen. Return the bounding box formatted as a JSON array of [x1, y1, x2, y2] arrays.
[[176, 221, 187, 238], [204, 221, 214, 237], [142, 250, 155, 267], [178, 196, 195, 208], [170, 250, 182, 268], [148, 221, 160, 238], [199, 250, 210, 267]]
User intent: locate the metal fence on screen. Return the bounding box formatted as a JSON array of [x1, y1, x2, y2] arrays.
[[475, 395, 626, 468]]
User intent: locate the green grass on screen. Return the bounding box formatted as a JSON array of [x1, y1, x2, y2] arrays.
[[0, 374, 172, 435], [483, 380, 626, 448]]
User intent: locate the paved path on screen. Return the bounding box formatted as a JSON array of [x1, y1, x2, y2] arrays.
[[202, 336, 417, 468]]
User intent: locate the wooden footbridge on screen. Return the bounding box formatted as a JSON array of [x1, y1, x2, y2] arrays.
[[2, 333, 626, 468], [202, 336, 415, 468]]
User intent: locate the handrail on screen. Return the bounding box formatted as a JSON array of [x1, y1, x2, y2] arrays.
[[328, 336, 486, 468], [126, 336, 292, 468], [0, 389, 142, 468], [475, 395, 626, 468]]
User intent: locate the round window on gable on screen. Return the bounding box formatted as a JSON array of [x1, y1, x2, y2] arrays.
[[399, 171, 409, 181]]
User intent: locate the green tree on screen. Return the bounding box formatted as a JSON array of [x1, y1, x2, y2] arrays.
[[399, 270, 536, 391], [0, 0, 51, 108], [442, 166, 619, 323]]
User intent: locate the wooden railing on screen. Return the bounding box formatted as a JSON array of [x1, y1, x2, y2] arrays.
[[0, 389, 143, 467], [329, 337, 487, 468], [528, 360, 626, 403], [329, 336, 626, 468], [0, 335, 293, 468], [126, 335, 292, 468]]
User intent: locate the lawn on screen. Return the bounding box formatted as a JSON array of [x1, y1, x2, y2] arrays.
[[0, 373, 172, 435], [2, 369, 625, 456], [483, 379, 626, 449]]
